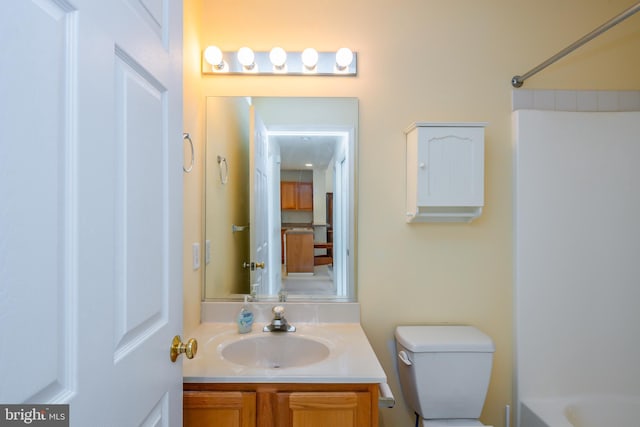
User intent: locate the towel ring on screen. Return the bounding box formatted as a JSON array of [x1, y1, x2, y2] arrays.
[[183, 133, 194, 173]]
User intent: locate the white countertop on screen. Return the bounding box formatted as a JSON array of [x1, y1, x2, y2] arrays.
[[183, 321, 387, 384]]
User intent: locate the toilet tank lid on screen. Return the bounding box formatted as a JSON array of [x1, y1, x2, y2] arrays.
[[395, 325, 495, 353]]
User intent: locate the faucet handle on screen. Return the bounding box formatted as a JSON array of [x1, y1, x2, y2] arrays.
[[272, 305, 285, 318]]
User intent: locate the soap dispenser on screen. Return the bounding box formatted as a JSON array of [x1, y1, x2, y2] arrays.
[[237, 295, 254, 334]]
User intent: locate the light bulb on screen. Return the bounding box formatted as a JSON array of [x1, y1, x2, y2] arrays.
[[237, 47, 255, 70], [335, 47, 354, 70], [269, 47, 287, 69], [301, 48, 319, 70], [204, 46, 224, 69]]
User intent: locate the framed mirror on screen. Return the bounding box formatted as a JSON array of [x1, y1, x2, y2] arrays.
[[204, 97, 357, 301]]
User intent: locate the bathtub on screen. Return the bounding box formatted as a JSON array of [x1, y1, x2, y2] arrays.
[[520, 395, 640, 427]]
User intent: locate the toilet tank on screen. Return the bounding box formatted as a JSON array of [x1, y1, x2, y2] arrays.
[[395, 326, 495, 419]]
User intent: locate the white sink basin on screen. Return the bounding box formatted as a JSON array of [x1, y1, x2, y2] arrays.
[[221, 335, 330, 369]]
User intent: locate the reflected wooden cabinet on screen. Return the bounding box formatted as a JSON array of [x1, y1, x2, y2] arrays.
[[184, 383, 378, 427], [280, 182, 297, 210], [285, 232, 314, 273], [280, 181, 313, 211], [296, 183, 313, 210]]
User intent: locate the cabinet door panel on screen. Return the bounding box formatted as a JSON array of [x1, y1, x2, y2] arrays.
[[184, 391, 256, 427], [277, 392, 371, 427], [285, 232, 314, 273], [280, 182, 297, 210], [417, 127, 484, 206], [296, 182, 313, 210]]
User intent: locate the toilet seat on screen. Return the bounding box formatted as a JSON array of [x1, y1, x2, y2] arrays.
[[423, 419, 489, 427]]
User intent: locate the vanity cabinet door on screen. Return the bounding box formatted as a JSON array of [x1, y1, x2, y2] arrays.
[[275, 392, 372, 427], [183, 383, 377, 427], [184, 391, 256, 427]]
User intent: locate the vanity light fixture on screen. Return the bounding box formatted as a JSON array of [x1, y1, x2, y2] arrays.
[[202, 45, 357, 76], [237, 47, 256, 71], [269, 47, 288, 72], [301, 48, 319, 72], [335, 47, 354, 72], [203, 46, 227, 71]]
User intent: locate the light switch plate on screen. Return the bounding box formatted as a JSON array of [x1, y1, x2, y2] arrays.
[[192, 243, 200, 270]]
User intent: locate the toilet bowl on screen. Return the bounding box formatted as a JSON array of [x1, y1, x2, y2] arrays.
[[395, 326, 495, 427]]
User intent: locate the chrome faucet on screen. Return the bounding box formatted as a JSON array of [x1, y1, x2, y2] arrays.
[[263, 305, 296, 332]]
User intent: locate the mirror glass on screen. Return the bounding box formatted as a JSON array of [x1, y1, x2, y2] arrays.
[[204, 97, 357, 301]]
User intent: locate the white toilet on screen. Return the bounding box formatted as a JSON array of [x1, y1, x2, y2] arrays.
[[395, 325, 495, 427]]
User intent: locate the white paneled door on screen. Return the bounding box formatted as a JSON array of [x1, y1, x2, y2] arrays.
[[249, 107, 270, 296], [0, 0, 184, 426]]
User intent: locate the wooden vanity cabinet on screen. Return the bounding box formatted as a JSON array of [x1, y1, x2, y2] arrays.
[[184, 383, 378, 427], [280, 182, 313, 211], [184, 390, 256, 427], [275, 391, 372, 427]]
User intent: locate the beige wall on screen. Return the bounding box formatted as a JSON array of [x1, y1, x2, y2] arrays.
[[204, 97, 251, 298], [183, 0, 205, 334], [184, 0, 640, 425]]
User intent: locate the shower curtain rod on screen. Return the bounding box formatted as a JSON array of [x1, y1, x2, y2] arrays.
[[512, 1, 640, 88]]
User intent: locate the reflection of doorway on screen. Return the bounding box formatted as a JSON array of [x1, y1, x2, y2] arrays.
[[313, 192, 333, 266], [262, 131, 349, 298], [334, 155, 348, 297]]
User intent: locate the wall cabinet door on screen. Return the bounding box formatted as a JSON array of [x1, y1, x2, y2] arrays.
[[276, 392, 372, 427], [280, 182, 297, 210], [296, 182, 313, 210], [415, 126, 483, 206], [184, 390, 256, 427]]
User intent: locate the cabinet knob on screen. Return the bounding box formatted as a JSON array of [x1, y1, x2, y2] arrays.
[[419, 162, 426, 169]]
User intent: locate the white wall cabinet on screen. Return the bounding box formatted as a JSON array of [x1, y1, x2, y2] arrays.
[[405, 122, 486, 223]]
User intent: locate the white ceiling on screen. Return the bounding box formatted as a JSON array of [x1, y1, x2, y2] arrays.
[[271, 133, 341, 170]]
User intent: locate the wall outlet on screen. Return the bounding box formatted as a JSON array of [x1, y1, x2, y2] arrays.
[[192, 243, 200, 270]]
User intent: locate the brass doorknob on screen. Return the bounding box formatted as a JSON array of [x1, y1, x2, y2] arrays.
[[170, 335, 198, 362], [243, 261, 265, 270]]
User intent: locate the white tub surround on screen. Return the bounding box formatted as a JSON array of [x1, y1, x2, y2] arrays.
[[521, 395, 640, 427], [185, 302, 386, 384], [520, 399, 574, 427], [514, 110, 640, 425]]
